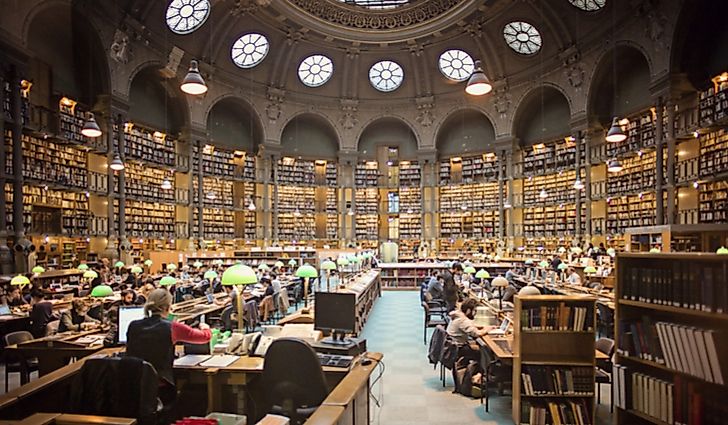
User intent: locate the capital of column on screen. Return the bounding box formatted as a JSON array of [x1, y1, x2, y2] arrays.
[[259, 141, 283, 160], [493, 136, 518, 153], [337, 150, 359, 166], [416, 148, 437, 164]]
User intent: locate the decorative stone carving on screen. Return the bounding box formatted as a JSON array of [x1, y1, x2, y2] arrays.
[[266, 87, 285, 123], [285, 27, 306, 46], [110, 29, 130, 64], [408, 43, 424, 57], [345, 47, 360, 60], [288, 0, 464, 31], [634, 0, 667, 48], [415, 96, 435, 127], [561, 48, 584, 89], [339, 98, 359, 130], [160, 46, 185, 79], [231, 0, 272, 15], [492, 87, 512, 118]]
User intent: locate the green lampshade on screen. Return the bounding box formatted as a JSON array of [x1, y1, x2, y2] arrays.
[[717, 246, 728, 255], [32, 266, 45, 274], [337, 257, 349, 266], [296, 264, 319, 278], [77, 263, 89, 271], [274, 261, 284, 269], [204, 270, 218, 280], [288, 259, 298, 267], [321, 260, 337, 271], [607, 248, 616, 257], [463, 266, 476, 274], [475, 269, 490, 279], [649, 248, 660, 253], [114, 261, 125, 268], [83, 270, 98, 279], [222, 264, 258, 285], [90, 285, 114, 297], [131, 266, 143, 275], [193, 261, 203, 269], [159, 276, 177, 286], [257, 263, 270, 271], [524, 259, 534, 265], [11, 275, 30, 286], [538, 260, 549, 268], [167, 263, 177, 271], [571, 247, 583, 254], [584, 266, 597, 274], [558, 263, 569, 271], [491, 276, 509, 287], [144, 259, 153, 267]]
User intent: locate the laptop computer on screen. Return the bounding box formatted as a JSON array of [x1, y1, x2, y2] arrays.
[[487, 317, 512, 336], [0, 304, 11, 315]]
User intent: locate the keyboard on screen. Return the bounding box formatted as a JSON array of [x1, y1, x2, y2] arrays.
[[317, 353, 354, 368]]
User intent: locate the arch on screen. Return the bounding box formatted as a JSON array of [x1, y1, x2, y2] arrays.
[[206, 96, 264, 152], [357, 116, 419, 160], [435, 108, 496, 158], [586, 43, 652, 128], [24, 1, 110, 106], [280, 113, 340, 160], [128, 65, 189, 134], [511, 84, 572, 145]]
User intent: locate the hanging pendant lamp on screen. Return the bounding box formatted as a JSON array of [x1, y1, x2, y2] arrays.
[[605, 117, 627, 143], [180, 60, 208, 95], [539, 188, 548, 199], [109, 154, 125, 171], [607, 158, 623, 173], [81, 112, 102, 138], [465, 60, 492, 96], [161, 177, 172, 190], [573, 179, 585, 190]]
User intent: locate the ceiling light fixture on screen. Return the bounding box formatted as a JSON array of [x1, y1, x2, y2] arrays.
[[206, 191, 216, 200], [503, 200, 512, 209], [539, 188, 548, 199], [347, 208, 354, 216], [465, 60, 492, 96], [293, 208, 301, 217], [607, 158, 623, 173], [180, 60, 208, 95], [605, 117, 627, 143], [81, 112, 102, 138], [573, 179, 585, 190], [109, 154, 125, 171], [161, 177, 172, 190], [247, 198, 257, 211]]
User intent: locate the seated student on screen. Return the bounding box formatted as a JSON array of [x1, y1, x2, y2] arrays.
[[566, 267, 582, 286], [426, 271, 444, 301], [216, 284, 239, 313], [505, 267, 516, 283], [59, 299, 100, 332], [126, 289, 211, 402], [327, 270, 340, 290], [270, 273, 282, 294], [136, 283, 154, 305], [5, 285, 28, 307], [29, 289, 55, 338], [120, 289, 136, 306], [446, 298, 494, 387], [261, 277, 274, 297]]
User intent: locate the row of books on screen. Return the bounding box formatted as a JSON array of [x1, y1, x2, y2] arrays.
[[522, 400, 591, 425], [520, 303, 593, 332], [614, 365, 727, 425], [618, 317, 725, 384], [520, 365, 593, 396], [620, 261, 728, 313]]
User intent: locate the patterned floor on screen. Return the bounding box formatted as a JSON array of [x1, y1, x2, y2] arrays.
[[360, 290, 613, 425]]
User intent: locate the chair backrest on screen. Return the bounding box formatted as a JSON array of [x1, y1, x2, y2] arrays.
[[262, 338, 329, 413], [587, 282, 603, 290], [5, 330, 33, 346], [46, 320, 60, 336], [595, 337, 615, 357], [597, 302, 614, 323]]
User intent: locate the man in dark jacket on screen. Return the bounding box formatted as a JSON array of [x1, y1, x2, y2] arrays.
[[29, 289, 54, 338], [442, 262, 463, 312]]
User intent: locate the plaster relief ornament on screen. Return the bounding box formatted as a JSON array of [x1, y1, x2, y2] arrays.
[[266, 87, 285, 123], [340, 99, 359, 130], [415, 96, 435, 127], [493, 87, 512, 118], [110, 29, 130, 64]]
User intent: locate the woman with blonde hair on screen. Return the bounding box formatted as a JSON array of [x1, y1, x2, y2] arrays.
[[126, 288, 211, 401]]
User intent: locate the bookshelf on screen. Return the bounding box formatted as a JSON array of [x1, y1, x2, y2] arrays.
[[438, 154, 500, 185], [604, 109, 659, 159], [114, 122, 176, 168], [439, 182, 500, 211], [123, 161, 175, 203], [277, 185, 315, 214], [439, 211, 498, 239], [355, 215, 378, 242], [193, 177, 234, 208], [606, 193, 663, 235], [606, 151, 657, 196], [513, 295, 596, 425], [399, 186, 421, 214], [698, 72, 728, 127], [399, 160, 421, 187], [193, 207, 235, 240], [3, 79, 30, 125], [278, 157, 315, 185], [399, 213, 421, 240], [521, 139, 585, 177], [698, 181, 728, 223], [355, 188, 378, 215], [613, 253, 728, 425], [522, 172, 578, 207], [57, 97, 102, 150], [522, 203, 586, 237], [355, 162, 379, 187], [699, 129, 728, 178], [116, 199, 175, 238], [278, 212, 315, 240]]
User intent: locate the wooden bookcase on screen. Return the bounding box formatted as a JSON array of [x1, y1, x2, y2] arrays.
[[613, 253, 728, 425], [512, 295, 596, 425]]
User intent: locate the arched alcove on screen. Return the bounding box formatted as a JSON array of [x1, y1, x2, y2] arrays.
[[128, 67, 187, 134], [513, 86, 571, 145], [26, 3, 109, 107], [435, 109, 496, 157], [280, 113, 339, 159], [671, 0, 728, 89], [357, 117, 418, 160], [207, 98, 262, 152], [588, 45, 651, 127]]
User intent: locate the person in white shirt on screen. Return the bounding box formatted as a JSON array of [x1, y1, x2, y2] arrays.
[[270, 273, 282, 294], [446, 298, 492, 346], [567, 267, 582, 286]]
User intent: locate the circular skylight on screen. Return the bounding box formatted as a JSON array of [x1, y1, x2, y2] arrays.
[[337, 0, 410, 9], [298, 55, 334, 87], [166, 0, 211, 35], [438, 49, 475, 82], [231, 33, 270, 69], [369, 60, 404, 92], [503, 21, 542, 55], [568, 0, 606, 11]]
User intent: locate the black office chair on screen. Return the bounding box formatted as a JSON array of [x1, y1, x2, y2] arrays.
[[596, 302, 615, 338], [595, 337, 615, 412], [422, 301, 448, 345], [262, 338, 329, 425], [587, 282, 603, 291], [4, 331, 39, 391], [476, 338, 512, 413]]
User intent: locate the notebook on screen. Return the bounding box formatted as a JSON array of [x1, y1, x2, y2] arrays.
[[173, 354, 212, 367], [199, 355, 240, 368]]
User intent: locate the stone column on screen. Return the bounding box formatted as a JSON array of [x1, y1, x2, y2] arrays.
[[187, 140, 199, 251], [338, 150, 357, 247], [573, 130, 582, 243], [417, 149, 437, 246], [654, 97, 665, 225], [115, 112, 133, 264], [497, 150, 505, 239], [583, 130, 593, 239], [10, 66, 31, 272], [197, 140, 205, 243], [0, 68, 13, 274], [665, 100, 677, 224], [102, 111, 118, 260]]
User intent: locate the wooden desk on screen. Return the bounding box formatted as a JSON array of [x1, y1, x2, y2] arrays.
[[303, 406, 345, 425], [5, 330, 107, 376], [0, 413, 136, 425], [479, 335, 609, 361]]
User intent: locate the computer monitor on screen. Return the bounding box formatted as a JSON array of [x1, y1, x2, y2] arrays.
[[314, 292, 356, 345], [118, 306, 145, 345]]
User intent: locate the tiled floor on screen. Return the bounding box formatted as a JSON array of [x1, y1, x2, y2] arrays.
[[361, 290, 613, 425]]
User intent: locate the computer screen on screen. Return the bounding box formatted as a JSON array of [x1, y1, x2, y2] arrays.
[[118, 306, 145, 344], [314, 292, 356, 334]]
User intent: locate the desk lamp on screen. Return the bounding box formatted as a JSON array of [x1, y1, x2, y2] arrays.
[[159, 276, 177, 286], [77, 263, 89, 271], [321, 260, 337, 292], [10, 275, 30, 291], [222, 264, 257, 331], [131, 266, 143, 275], [83, 270, 98, 286], [258, 263, 270, 273], [288, 258, 298, 269], [463, 265, 476, 275], [337, 257, 349, 283], [114, 261, 125, 269], [295, 264, 318, 307], [193, 261, 204, 269], [144, 260, 153, 273], [538, 260, 549, 268], [204, 270, 218, 280], [31, 266, 45, 275], [167, 263, 178, 272], [583, 266, 597, 286], [90, 284, 113, 298], [570, 247, 583, 255], [649, 248, 660, 253], [557, 262, 568, 279], [718, 246, 728, 255], [475, 269, 490, 298], [494, 255, 501, 263], [491, 276, 509, 311], [524, 259, 533, 266], [607, 248, 616, 257], [558, 247, 566, 254], [274, 261, 285, 270]]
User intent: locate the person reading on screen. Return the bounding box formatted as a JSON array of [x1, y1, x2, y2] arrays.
[[58, 299, 100, 332]]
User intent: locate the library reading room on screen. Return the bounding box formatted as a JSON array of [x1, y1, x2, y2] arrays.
[[0, 0, 726, 424]]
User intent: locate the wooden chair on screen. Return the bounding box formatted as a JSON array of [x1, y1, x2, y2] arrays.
[[595, 337, 615, 412], [4, 331, 39, 391], [422, 301, 448, 345]]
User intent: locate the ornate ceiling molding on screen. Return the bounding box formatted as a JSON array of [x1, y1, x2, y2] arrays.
[[268, 0, 505, 44]]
